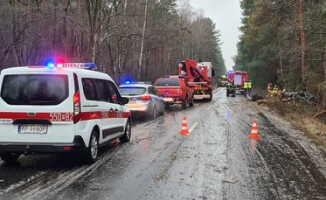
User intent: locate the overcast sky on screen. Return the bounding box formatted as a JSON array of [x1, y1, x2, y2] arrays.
[[189, 0, 242, 69]]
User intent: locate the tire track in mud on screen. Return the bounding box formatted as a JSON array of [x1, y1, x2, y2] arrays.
[[256, 112, 326, 199], [225, 96, 326, 199]]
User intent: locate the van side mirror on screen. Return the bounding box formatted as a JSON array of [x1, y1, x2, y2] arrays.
[[121, 97, 129, 105]]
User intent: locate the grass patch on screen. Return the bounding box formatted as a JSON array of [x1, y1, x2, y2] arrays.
[[266, 101, 326, 152], [267, 101, 316, 117]]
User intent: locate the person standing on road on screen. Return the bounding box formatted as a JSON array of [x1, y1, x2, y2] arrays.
[[267, 83, 273, 97], [273, 85, 279, 97], [244, 81, 248, 96], [227, 82, 232, 97], [244, 81, 252, 97], [227, 82, 235, 97]]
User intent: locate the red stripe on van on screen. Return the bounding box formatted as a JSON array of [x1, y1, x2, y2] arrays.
[[0, 111, 131, 121], [0, 112, 73, 122], [80, 112, 102, 120], [79, 111, 130, 120]]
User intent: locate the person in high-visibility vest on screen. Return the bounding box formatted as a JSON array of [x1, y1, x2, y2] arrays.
[[247, 81, 252, 96], [243, 82, 248, 96], [244, 81, 252, 97], [273, 85, 279, 97], [267, 83, 273, 97]]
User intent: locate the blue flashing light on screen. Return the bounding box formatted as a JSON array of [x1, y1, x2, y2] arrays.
[[45, 58, 55, 68], [47, 62, 55, 68], [125, 80, 131, 84], [83, 63, 96, 69], [122, 78, 133, 85]]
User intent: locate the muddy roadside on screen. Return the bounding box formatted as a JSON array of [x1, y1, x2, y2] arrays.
[[251, 102, 326, 177], [252, 88, 326, 151]]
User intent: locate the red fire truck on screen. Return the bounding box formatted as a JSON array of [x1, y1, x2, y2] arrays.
[[227, 70, 249, 93]]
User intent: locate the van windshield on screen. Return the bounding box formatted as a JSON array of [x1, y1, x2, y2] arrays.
[[1, 74, 69, 105]]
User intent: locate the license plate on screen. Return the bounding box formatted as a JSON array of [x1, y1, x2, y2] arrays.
[[129, 98, 137, 104], [163, 98, 173, 102], [18, 125, 48, 134]]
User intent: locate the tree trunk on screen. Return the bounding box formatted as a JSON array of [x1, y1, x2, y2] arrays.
[[299, 0, 306, 85], [292, 2, 299, 76], [138, 0, 148, 79], [167, 49, 170, 75], [12, 0, 21, 66], [321, 41, 326, 109], [276, 13, 283, 78], [91, 32, 98, 63], [86, 0, 100, 63], [124, 0, 128, 25], [277, 33, 284, 78], [323, 41, 326, 80]]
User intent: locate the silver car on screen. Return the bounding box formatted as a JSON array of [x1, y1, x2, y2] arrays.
[[119, 83, 165, 118]]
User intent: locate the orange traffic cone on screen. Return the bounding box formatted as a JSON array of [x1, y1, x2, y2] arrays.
[[180, 117, 189, 135], [249, 119, 260, 138]]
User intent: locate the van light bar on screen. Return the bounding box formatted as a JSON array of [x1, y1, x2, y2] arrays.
[[28, 62, 96, 69], [62, 63, 97, 69]]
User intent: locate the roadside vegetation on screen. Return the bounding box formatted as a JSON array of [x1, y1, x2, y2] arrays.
[[0, 0, 225, 83], [236, 0, 326, 149], [266, 100, 326, 151]]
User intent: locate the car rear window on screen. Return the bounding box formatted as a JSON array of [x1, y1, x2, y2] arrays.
[[155, 78, 180, 87], [119, 87, 146, 96], [1, 74, 68, 105]]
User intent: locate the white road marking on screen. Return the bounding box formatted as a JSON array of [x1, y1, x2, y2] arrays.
[[188, 122, 199, 134]]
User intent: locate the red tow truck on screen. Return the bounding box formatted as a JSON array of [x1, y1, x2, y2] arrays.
[[178, 59, 214, 101]]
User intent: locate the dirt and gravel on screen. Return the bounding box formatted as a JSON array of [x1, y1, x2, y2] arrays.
[[0, 88, 325, 200]]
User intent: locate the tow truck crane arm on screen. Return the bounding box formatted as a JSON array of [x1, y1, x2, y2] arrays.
[[179, 59, 213, 101], [180, 59, 211, 85]]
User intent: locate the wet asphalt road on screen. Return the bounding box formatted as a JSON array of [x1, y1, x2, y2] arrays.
[[0, 88, 326, 200]]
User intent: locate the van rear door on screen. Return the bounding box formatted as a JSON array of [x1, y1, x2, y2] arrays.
[[0, 71, 75, 144]]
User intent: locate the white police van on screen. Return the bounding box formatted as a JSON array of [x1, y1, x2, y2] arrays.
[[0, 63, 131, 163]]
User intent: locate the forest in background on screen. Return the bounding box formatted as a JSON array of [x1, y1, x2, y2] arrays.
[[236, 0, 326, 110], [0, 0, 226, 84]]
